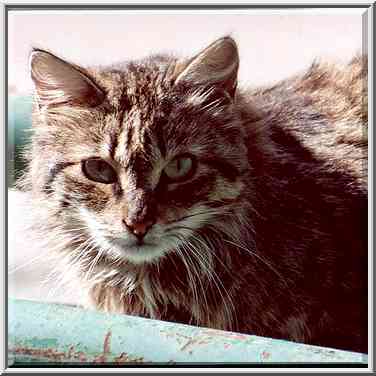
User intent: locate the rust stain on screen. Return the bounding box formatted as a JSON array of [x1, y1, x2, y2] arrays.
[[160, 330, 192, 343], [103, 331, 112, 355], [93, 330, 112, 363], [11, 331, 113, 364], [75, 351, 87, 362], [113, 352, 145, 364], [180, 337, 210, 352], [261, 350, 271, 360], [93, 355, 105, 363], [11, 334, 146, 365], [11, 339, 146, 364], [114, 352, 129, 363], [180, 334, 216, 352], [12, 347, 66, 361], [11, 346, 88, 362], [202, 329, 248, 341]]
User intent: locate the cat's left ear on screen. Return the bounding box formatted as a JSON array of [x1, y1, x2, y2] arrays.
[[29, 49, 105, 108], [174, 36, 239, 98]]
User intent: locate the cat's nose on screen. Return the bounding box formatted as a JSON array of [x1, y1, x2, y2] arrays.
[[123, 219, 155, 239]]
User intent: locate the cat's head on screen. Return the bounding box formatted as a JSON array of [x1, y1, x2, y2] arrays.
[[28, 37, 250, 265]]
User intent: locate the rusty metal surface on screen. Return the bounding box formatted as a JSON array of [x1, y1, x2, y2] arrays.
[[8, 298, 367, 365]]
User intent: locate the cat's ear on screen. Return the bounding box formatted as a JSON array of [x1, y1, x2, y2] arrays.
[[174, 36, 239, 97], [30, 49, 105, 108]]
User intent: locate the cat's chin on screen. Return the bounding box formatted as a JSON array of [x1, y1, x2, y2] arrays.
[[109, 238, 171, 265]]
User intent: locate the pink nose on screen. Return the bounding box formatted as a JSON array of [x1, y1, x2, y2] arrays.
[[123, 219, 154, 238]]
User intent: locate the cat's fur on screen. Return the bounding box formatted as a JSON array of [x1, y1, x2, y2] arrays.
[[20, 37, 367, 353]]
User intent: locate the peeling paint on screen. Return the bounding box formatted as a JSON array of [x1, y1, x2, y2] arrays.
[[9, 299, 368, 365]]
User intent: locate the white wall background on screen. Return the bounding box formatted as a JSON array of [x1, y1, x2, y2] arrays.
[[9, 10, 364, 93]]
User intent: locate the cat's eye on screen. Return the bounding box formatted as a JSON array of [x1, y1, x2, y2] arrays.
[[82, 158, 117, 184], [164, 155, 196, 182]]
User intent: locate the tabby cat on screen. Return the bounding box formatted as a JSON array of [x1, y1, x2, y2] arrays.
[[21, 37, 367, 353]]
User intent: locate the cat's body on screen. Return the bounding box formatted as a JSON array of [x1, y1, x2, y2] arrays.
[[21, 37, 367, 353]]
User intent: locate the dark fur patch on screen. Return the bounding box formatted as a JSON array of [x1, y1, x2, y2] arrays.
[[201, 157, 239, 182], [125, 188, 157, 224], [160, 173, 216, 208], [112, 182, 123, 199]]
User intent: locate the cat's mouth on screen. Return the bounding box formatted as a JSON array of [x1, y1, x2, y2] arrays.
[[111, 237, 156, 250], [108, 236, 171, 264]]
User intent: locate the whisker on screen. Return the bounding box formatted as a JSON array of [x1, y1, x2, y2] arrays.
[[224, 239, 289, 288], [187, 233, 236, 330], [9, 250, 50, 275]]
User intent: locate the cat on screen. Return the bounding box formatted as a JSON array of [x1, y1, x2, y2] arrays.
[[19, 36, 368, 354]]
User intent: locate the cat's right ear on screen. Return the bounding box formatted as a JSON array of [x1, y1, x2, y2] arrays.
[[173, 37, 239, 98], [29, 49, 105, 108]]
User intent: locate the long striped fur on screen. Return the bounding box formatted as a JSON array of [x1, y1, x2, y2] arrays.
[[19, 37, 367, 353]]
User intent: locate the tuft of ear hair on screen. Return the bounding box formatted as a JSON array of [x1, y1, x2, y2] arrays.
[[29, 49, 105, 108], [174, 36, 239, 98]]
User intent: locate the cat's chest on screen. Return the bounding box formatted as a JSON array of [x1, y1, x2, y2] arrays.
[[85, 268, 190, 318]]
